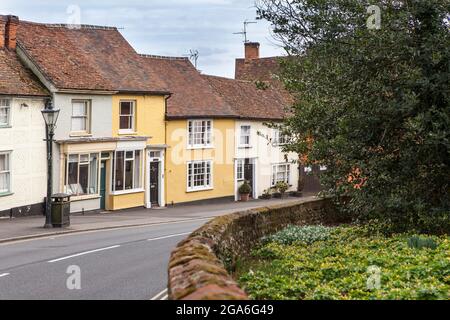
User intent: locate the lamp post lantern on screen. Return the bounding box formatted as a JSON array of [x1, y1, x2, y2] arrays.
[[41, 99, 60, 229]]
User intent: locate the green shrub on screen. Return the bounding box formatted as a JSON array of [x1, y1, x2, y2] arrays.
[[407, 236, 438, 250], [262, 225, 333, 246], [238, 181, 252, 194], [275, 181, 289, 194], [238, 226, 450, 300]]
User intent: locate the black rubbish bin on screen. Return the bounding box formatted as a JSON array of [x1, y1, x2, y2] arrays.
[[51, 194, 71, 228]]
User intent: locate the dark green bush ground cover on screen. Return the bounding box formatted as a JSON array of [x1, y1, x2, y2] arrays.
[[238, 226, 449, 300]]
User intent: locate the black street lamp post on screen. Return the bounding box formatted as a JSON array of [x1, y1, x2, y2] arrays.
[[41, 99, 60, 229]]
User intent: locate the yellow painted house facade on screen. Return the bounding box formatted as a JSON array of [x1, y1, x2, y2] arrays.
[[165, 119, 235, 205], [107, 94, 169, 211]]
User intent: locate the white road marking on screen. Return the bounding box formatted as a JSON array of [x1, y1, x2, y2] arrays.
[[150, 288, 168, 300], [48, 245, 121, 263], [147, 232, 191, 242], [0, 273, 10, 278]]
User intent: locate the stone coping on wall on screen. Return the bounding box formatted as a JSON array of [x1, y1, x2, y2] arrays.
[[168, 197, 345, 300]]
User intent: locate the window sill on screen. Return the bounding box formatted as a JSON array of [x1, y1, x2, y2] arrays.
[[238, 145, 252, 149], [0, 125, 11, 129], [0, 192, 13, 198], [69, 133, 92, 138], [118, 131, 138, 136], [186, 187, 214, 193], [111, 188, 145, 196], [70, 194, 101, 202], [187, 146, 214, 150]]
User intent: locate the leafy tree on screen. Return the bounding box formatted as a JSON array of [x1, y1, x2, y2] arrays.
[[257, 0, 450, 233]]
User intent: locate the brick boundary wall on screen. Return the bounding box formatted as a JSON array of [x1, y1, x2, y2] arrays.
[[168, 198, 347, 300]]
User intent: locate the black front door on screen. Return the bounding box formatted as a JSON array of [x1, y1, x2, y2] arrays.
[[150, 161, 160, 206], [244, 159, 254, 198]]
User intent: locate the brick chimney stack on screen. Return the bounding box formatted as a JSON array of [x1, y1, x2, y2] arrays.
[[5, 15, 19, 50], [0, 16, 6, 48], [245, 42, 260, 60]]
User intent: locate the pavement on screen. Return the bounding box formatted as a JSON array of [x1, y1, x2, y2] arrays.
[[0, 197, 315, 300], [0, 197, 311, 243]]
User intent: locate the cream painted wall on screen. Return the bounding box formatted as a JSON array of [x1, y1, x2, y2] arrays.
[[235, 120, 299, 199], [0, 97, 47, 212], [165, 119, 235, 205]]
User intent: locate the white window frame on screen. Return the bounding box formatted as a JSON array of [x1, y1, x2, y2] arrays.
[[273, 129, 287, 146], [271, 163, 291, 187], [119, 100, 136, 134], [0, 151, 11, 194], [112, 149, 144, 194], [239, 125, 251, 148], [236, 159, 245, 181], [0, 98, 11, 128], [187, 160, 213, 192], [187, 119, 213, 149], [65, 153, 100, 196], [71, 100, 91, 135]]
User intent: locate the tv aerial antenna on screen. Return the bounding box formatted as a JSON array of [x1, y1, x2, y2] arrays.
[[184, 49, 200, 69], [233, 20, 257, 43]]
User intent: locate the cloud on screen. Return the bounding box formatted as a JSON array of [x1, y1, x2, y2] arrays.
[[0, 0, 284, 78]]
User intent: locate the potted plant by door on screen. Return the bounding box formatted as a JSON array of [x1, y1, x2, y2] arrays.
[[275, 181, 290, 199], [239, 181, 252, 202]]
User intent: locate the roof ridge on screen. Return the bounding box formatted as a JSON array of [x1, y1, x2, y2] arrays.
[[139, 54, 189, 61], [20, 20, 117, 30], [203, 74, 254, 84]]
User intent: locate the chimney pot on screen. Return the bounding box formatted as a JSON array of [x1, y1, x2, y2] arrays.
[[5, 15, 19, 50], [245, 42, 260, 60]]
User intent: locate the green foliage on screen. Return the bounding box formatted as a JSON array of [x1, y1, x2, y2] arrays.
[[407, 236, 439, 250], [255, 80, 270, 90], [239, 181, 252, 194], [262, 225, 332, 245], [238, 226, 450, 300], [257, 0, 450, 234], [275, 181, 290, 194]]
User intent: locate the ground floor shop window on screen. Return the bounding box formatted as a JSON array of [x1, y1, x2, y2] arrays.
[[65, 153, 99, 196], [112, 150, 143, 192]]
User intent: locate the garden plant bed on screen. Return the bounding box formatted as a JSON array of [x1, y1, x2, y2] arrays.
[[236, 225, 450, 300]]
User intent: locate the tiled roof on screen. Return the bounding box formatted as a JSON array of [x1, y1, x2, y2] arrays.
[[139, 55, 236, 119], [0, 48, 49, 96], [235, 57, 282, 82], [203, 75, 293, 121], [16, 21, 169, 94]]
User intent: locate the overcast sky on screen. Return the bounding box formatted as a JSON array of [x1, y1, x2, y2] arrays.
[[0, 0, 285, 78]]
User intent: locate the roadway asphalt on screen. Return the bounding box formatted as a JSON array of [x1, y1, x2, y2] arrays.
[[0, 219, 209, 300]]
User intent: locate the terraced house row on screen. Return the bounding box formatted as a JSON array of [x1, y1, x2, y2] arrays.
[[0, 15, 300, 216]]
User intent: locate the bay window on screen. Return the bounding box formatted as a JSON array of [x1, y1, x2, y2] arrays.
[[112, 150, 142, 192], [188, 120, 212, 148], [65, 153, 99, 196], [0, 99, 11, 127], [272, 164, 291, 187], [0, 152, 11, 194], [187, 160, 212, 191]]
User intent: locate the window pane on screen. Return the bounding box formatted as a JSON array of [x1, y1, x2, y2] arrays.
[[0, 99, 10, 107], [0, 172, 9, 192], [71, 117, 86, 131], [72, 102, 86, 116], [0, 154, 7, 171], [0, 107, 9, 125], [134, 151, 141, 188], [120, 102, 132, 115], [79, 164, 89, 195], [115, 151, 124, 191], [89, 154, 98, 195], [66, 158, 79, 195], [119, 115, 130, 130], [125, 160, 133, 190]]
